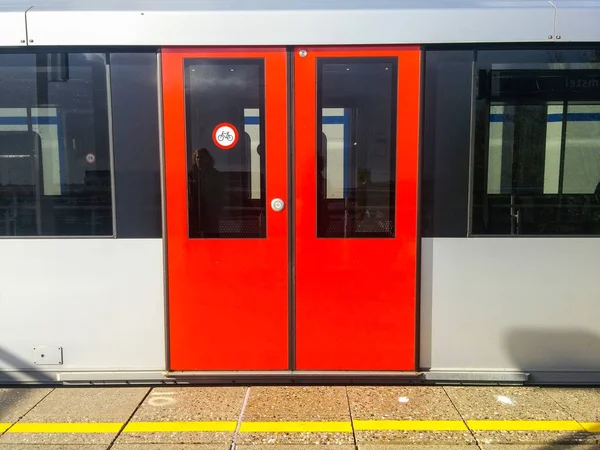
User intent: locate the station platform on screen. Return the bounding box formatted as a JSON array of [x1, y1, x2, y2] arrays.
[[0, 385, 599, 449]]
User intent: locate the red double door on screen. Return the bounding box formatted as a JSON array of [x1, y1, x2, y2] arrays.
[[162, 46, 420, 371]]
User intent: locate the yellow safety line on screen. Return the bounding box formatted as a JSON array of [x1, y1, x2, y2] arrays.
[[354, 420, 468, 431], [8, 422, 123, 433], [239, 421, 353, 433], [124, 421, 237, 432], [3, 420, 599, 434], [581, 422, 600, 433], [467, 420, 585, 431]]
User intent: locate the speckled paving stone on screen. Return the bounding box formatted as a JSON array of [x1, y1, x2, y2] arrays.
[[480, 446, 600, 450], [238, 446, 356, 449], [444, 386, 594, 445], [18, 387, 148, 422], [0, 387, 148, 445], [359, 446, 477, 450], [475, 430, 595, 446], [112, 444, 230, 450], [348, 386, 475, 445], [0, 445, 107, 450], [0, 431, 119, 446], [238, 386, 353, 445], [352, 429, 477, 446], [445, 386, 571, 421], [0, 388, 53, 423], [348, 386, 461, 420], [116, 387, 246, 445], [244, 386, 351, 420], [129, 387, 246, 422], [236, 431, 354, 446], [542, 387, 600, 422], [118, 428, 234, 445]]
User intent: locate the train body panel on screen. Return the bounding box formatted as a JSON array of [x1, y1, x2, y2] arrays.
[[0, 1, 600, 384]]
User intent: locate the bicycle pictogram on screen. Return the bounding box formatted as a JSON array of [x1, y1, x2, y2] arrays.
[[217, 130, 234, 142]]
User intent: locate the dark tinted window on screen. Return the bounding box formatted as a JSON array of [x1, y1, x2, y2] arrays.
[[0, 53, 112, 236], [421, 50, 473, 237], [110, 52, 162, 238], [473, 49, 600, 235], [316, 58, 397, 238], [185, 59, 266, 239]]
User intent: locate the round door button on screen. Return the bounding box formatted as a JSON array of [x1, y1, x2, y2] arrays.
[[271, 198, 285, 212]]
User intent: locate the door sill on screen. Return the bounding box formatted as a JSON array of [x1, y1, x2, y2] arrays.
[[167, 370, 423, 384], [166, 370, 530, 384]]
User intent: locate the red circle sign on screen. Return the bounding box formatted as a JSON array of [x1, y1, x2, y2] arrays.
[[212, 122, 239, 150]]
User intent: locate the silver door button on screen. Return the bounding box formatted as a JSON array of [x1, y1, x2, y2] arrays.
[[271, 198, 285, 212]]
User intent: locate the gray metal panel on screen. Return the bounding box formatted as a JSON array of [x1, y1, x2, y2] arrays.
[[0, 239, 166, 372], [23, 0, 556, 46], [420, 238, 600, 372], [0, 5, 28, 47], [554, 1, 600, 42], [424, 371, 529, 383]]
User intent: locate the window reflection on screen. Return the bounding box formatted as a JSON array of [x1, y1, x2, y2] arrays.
[[316, 59, 397, 238], [0, 53, 112, 236], [473, 52, 600, 235], [185, 60, 266, 239]]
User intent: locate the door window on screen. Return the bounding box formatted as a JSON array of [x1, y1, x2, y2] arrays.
[[184, 59, 266, 238], [316, 58, 398, 238]]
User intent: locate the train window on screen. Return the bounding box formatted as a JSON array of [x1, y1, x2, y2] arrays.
[[184, 59, 266, 239], [316, 58, 397, 238], [562, 104, 600, 194], [472, 49, 600, 235], [110, 53, 162, 239], [0, 53, 112, 237], [420, 50, 473, 238]]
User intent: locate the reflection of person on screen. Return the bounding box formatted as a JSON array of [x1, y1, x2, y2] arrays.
[[316, 149, 329, 236], [188, 148, 224, 237], [256, 144, 266, 201], [355, 166, 370, 223]]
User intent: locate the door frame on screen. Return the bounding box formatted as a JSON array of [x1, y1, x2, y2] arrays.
[[161, 45, 422, 373], [161, 47, 290, 371], [293, 45, 421, 371]]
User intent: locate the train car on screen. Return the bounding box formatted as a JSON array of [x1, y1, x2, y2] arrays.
[[1, 0, 600, 385]]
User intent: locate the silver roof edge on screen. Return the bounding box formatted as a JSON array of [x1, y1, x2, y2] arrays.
[[0, 5, 30, 47], [554, 0, 600, 42], [21, 0, 559, 47]]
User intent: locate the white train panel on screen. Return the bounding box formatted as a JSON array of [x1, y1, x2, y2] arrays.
[[420, 237, 600, 372], [0, 239, 166, 373], [24, 0, 556, 46], [554, 0, 600, 42], [0, 6, 27, 47]]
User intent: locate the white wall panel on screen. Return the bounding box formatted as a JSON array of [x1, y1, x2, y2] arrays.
[[0, 239, 166, 372], [420, 238, 600, 372]]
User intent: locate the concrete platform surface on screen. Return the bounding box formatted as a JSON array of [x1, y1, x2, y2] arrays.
[[0, 385, 599, 449]]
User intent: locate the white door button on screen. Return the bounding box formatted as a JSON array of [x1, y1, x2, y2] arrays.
[[271, 198, 285, 212]]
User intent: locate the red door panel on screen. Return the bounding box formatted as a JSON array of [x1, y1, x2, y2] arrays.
[[162, 48, 289, 370], [294, 47, 421, 370]]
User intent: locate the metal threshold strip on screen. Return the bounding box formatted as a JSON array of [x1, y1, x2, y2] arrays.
[[1, 370, 529, 385], [168, 370, 422, 384], [166, 370, 529, 384]]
